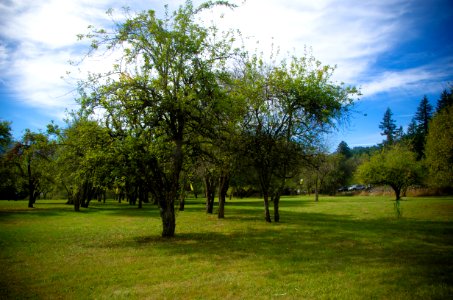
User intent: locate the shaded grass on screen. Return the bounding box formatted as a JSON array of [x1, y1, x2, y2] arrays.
[[0, 196, 452, 299]]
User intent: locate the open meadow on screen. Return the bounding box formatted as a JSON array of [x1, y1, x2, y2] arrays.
[[1, 195, 452, 299]]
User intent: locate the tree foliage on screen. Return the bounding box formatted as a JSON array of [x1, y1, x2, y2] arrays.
[[54, 118, 113, 211], [356, 144, 422, 200], [237, 53, 357, 221], [336, 141, 352, 159], [425, 105, 453, 189], [406, 95, 434, 159], [436, 88, 453, 114], [7, 130, 55, 207], [78, 1, 239, 237], [379, 107, 397, 146]]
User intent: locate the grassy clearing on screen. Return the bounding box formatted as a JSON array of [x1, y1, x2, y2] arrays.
[[0, 195, 452, 299]]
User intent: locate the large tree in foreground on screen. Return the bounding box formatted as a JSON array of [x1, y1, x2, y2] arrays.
[[78, 1, 237, 237]]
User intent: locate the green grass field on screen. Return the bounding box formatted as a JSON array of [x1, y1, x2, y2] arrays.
[[1, 195, 452, 299]]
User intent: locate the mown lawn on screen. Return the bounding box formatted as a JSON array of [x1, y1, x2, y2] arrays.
[[0, 195, 452, 299]]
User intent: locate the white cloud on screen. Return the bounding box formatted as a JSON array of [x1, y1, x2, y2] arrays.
[[360, 58, 453, 98], [0, 0, 139, 118], [0, 0, 450, 124], [199, 0, 413, 85]]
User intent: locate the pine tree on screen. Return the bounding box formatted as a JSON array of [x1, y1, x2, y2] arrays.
[[379, 108, 397, 146], [410, 95, 433, 159], [336, 141, 352, 159], [436, 88, 453, 113], [414, 95, 433, 136]]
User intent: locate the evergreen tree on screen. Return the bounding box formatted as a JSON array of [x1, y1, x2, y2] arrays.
[[379, 108, 397, 146], [414, 95, 433, 136], [410, 95, 433, 159], [436, 88, 453, 113], [336, 141, 352, 159]]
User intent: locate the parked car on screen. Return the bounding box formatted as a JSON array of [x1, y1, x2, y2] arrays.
[[337, 186, 348, 192], [348, 184, 366, 191]]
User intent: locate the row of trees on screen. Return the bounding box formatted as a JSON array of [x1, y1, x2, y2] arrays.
[[291, 88, 453, 202], [0, 1, 357, 237]]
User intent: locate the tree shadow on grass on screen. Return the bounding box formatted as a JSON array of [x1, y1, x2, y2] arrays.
[[97, 207, 453, 291], [208, 220, 447, 296]]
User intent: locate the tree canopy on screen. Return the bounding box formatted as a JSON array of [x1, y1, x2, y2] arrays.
[[425, 104, 453, 189], [356, 144, 422, 200], [77, 1, 243, 237]]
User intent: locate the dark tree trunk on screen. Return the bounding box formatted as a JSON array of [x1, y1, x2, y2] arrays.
[[80, 182, 88, 208], [143, 191, 149, 203], [28, 192, 36, 208], [179, 175, 187, 211], [314, 175, 319, 202], [160, 198, 175, 237], [128, 185, 138, 206], [272, 193, 280, 222], [159, 138, 183, 237], [74, 190, 81, 212], [392, 185, 401, 201], [27, 158, 35, 208], [66, 191, 74, 205], [179, 197, 185, 211], [179, 184, 185, 211], [263, 192, 272, 222], [204, 174, 216, 214], [390, 185, 403, 217], [81, 181, 94, 208], [218, 174, 230, 219]]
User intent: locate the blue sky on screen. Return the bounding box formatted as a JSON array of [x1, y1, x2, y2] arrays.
[[1, 0, 452, 151]]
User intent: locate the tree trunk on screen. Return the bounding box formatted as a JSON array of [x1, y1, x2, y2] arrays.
[[179, 182, 186, 211], [272, 193, 280, 222], [204, 174, 216, 214], [160, 198, 175, 237], [74, 190, 81, 212], [218, 174, 230, 219], [81, 181, 95, 208], [28, 193, 36, 208], [66, 190, 74, 205], [179, 175, 187, 211], [138, 193, 143, 209], [159, 138, 183, 237], [393, 185, 401, 201], [179, 197, 185, 211], [314, 175, 319, 202], [263, 192, 272, 222], [27, 158, 34, 208]]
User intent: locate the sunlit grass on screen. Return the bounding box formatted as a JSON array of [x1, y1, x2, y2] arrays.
[[0, 195, 452, 299]]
